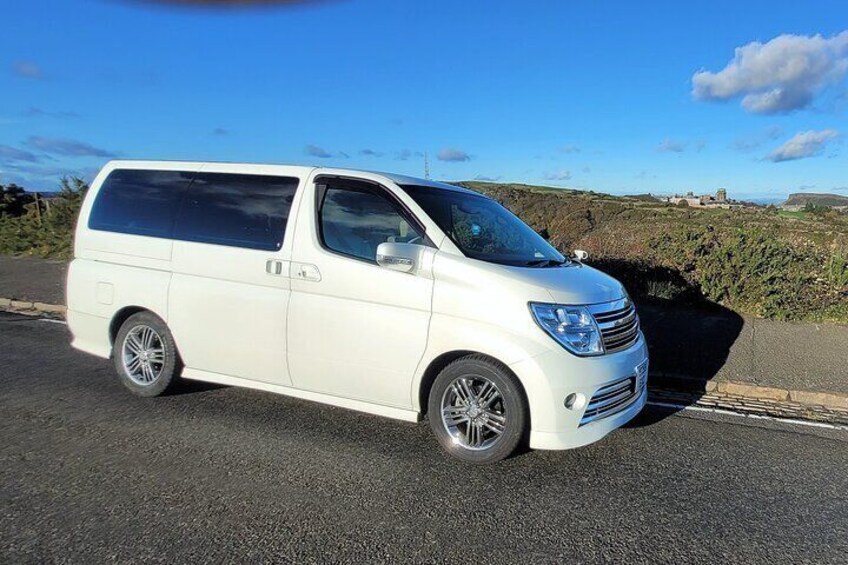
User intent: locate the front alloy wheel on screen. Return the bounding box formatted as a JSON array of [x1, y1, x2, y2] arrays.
[[429, 355, 527, 464], [440, 376, 507, 451]]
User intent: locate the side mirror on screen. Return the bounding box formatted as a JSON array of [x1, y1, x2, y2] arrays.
[[376, 242, 419, 273], [573, 249, 589, 261]]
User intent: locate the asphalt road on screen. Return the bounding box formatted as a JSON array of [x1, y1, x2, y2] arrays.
[[0, 255, 67, 305], [2, 312, 847, 564]]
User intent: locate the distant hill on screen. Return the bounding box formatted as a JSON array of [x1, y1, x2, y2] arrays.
[[783, 193, 848, 208], [455, 180, 848, 323]]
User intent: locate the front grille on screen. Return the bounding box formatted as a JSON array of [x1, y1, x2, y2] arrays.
[[580, 363, 646, 426], [580, 376, 637, 425], [589, 299, 640, 354]]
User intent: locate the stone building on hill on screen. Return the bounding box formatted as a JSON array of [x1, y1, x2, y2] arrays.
[[665, 188, 739, 208]]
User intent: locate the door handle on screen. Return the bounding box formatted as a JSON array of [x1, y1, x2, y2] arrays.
[[292, 263, 321, 282], [265, 259, 284, 275]]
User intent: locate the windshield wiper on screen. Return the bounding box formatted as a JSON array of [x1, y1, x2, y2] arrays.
[[523, 258, 569, 268]]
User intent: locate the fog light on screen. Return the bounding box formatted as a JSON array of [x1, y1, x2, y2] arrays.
[[564, 393, 586, 410]]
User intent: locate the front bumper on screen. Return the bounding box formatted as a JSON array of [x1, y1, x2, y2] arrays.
[[509, 333, 649, 450]]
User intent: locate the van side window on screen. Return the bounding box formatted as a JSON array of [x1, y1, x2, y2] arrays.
[[173, 173, 298, 251], [89, 169, 192, 237], [318, 183, 425, 262]]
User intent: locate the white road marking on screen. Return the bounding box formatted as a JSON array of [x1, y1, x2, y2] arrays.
[[648, 400, 848, 431], [37, 318, 67, 325]]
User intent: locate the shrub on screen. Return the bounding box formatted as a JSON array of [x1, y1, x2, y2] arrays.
[[0, 177, 88, 259], [650, 226, 822, 319]]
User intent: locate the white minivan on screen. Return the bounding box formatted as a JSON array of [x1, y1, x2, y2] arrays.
[[68, 161, 648, 463]]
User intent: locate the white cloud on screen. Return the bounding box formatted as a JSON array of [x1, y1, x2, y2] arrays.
[[437, 148, 472, 162], [24, 107, 79, 119], [766, 129, 839, 162], [304, 144, 332, 158], [559, 144, 580, 154], [12, 61, 43, 79], [692, 31, 848, 114], [543, 170, 571, 181], [657, 138, 686, 153], [394, 149, 422, 161], [731, 126, 784, 153], [0, 144, 42, 163], [26, 136, 116, 158]]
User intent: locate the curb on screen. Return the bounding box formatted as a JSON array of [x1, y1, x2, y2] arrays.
[[0, 297, 66, 317], [2, 297, 847, 423], [649, 371, 848, 416]]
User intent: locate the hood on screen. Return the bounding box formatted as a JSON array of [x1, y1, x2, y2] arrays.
[[501, 263, 626, 305]]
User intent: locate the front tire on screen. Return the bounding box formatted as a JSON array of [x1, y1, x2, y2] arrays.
[[428, 355, 528, 464], [112, 311, 182, 397]]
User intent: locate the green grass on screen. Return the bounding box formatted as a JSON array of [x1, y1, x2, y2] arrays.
[[777, 210, 807, 220]]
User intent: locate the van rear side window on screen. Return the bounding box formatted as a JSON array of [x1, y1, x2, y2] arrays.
[[89, 169, 298, 251], [88, 169, 191, 238], [174, 172, 298, 251]]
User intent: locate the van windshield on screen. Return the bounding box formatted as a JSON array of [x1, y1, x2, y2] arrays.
[[400, 185, 567, 267]]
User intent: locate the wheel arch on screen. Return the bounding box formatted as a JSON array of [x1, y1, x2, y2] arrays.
[[417, 350, 530, 423], [108, 306, 165, 347]]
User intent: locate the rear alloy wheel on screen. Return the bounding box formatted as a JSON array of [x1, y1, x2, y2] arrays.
[[113, 311, 182, 397], [429, 355, 527, 464]]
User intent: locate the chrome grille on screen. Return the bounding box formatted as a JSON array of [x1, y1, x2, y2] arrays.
[[589, 298, 640, 354], [580, 360, 647, 426]]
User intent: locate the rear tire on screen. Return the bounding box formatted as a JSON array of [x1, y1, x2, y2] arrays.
[[428, 355, 528, 464], [112, 311, 182, 397]]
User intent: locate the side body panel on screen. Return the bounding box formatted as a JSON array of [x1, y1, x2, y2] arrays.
[[66, 161, 207, 358], [286, 171, 441, 409], [66, 259, 173, 358], [167, 163, 310, 386]]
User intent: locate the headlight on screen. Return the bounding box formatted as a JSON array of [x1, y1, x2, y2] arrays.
[[529, 303, 604, 356]]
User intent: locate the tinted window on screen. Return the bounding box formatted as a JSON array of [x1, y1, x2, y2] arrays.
[[319, 183, 425, 262], [89, 169, 192, 237], [174, 172, 298, 251]]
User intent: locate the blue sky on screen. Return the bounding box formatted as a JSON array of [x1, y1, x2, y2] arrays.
[[2, 0, 847, 199]]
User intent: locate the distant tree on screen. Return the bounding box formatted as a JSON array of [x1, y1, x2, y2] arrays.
[[676, 199, 689, 208], [804, 202, 829, 216], [0, 176, 89, 258], [0, 184, 34, 217], [43, 176, 89, 245]]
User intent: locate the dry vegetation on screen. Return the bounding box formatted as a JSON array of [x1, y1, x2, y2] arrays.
[[462, 181, 848, 323]]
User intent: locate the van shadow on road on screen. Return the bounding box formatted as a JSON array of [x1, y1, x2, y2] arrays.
[[627, 297, 745, 427], [588, 259, 745, 428]]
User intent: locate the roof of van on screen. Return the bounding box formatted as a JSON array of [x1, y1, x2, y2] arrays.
[[366, 171, 480, 195], [102, 160, 482, 196]]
